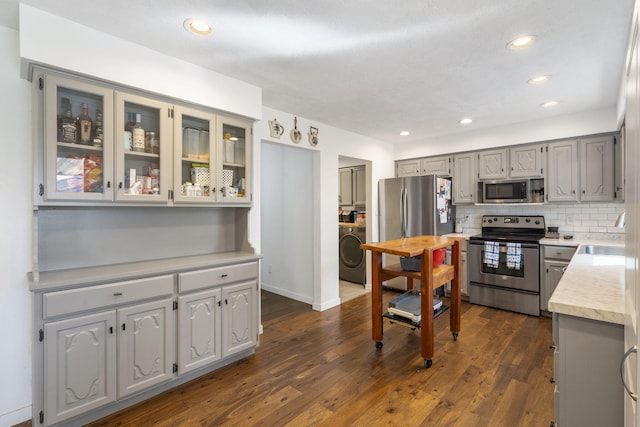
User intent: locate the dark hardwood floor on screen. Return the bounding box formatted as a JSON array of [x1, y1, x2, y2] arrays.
[[82, 290, 554, 426]]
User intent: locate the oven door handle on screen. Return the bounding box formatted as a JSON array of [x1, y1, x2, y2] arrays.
[[469, 241, 540, 250]]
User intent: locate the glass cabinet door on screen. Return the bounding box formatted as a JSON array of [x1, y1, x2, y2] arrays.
[[217, 116, 252, 204], [173, 106, 217, 203], [114, 93, 172, 202], [44, 75, 114, 201]]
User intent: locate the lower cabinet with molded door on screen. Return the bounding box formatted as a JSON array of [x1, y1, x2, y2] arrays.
[[177, 262, 258, 374], [34, 258, 260, 427], [41, 275, 174, 426]]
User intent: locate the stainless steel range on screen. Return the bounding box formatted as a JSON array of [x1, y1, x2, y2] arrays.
[[468, 215, 545, 316]]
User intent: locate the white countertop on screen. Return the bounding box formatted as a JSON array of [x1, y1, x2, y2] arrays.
[[547, 240, 625, 324]]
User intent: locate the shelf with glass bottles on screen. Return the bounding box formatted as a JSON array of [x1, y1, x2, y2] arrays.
[[43, 74, 114, 201], [219, 118, 250, 203], [115, 94, 171, 202], [173, 106, 216, 203]]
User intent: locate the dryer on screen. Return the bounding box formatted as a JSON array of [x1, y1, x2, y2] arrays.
[[339, 225, 366, 284]]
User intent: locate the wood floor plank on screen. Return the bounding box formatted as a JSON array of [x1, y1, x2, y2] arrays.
[[80, 290, 554, 427]]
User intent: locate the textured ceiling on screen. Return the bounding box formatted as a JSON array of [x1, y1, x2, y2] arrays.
[[4, 0, 636, 144]]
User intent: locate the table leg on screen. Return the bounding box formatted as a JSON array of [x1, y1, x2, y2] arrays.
[[371, 251, 383, 344], [420, 249, 434, 366], [450, 241, 461, 338]]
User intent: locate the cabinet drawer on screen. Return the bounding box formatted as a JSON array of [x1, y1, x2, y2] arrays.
[[44, 275, 174, 319], [544, 246, 576, 261], [179, 262, 258, 293]]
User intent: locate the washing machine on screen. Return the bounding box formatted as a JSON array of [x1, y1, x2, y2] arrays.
[[339, 225, 366, 284]]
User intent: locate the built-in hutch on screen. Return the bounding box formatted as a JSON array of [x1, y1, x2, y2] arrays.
[[29, 68, 260, 427]]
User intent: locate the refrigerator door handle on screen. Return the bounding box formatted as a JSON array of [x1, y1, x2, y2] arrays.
[[402, 187, 408, 238]]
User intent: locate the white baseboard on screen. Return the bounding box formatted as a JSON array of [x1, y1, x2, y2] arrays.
[[0, 405, 32, 427]]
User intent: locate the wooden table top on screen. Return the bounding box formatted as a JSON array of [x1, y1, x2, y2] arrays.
[[360, 235, 463, 257]]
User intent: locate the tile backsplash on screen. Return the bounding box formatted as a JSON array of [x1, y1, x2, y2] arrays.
[[455, 202, 625, 240]]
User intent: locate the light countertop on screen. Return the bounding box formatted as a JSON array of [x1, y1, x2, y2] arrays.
[[548, 240, 625, 325]]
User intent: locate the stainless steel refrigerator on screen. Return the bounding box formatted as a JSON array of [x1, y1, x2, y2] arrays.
[[379, 175, 455, 288]]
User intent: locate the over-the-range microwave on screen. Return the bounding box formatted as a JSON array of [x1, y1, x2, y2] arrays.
[[482, 179, 531, 203]]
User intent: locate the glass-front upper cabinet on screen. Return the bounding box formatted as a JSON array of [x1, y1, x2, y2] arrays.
[[217, 116, 252, 204], [114, 93, 172, 202], [173, 106, 217, 203], [43, 75, 114, 201]]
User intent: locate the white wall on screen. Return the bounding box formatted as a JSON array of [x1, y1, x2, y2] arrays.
[[251, 107, 396, 310], [0, 26, 34, 426], [395, 107, 618, 159], [260, 143, 316, 303]]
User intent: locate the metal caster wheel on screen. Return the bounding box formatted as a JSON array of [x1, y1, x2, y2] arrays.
[[424, 359, 433, 368], [375, 341, 383, 349], [452, 332, 458, 341]]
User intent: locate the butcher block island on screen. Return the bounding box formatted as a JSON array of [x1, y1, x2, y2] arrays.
[[361, 235, 464, 368]]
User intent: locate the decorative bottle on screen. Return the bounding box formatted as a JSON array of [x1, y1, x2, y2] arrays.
[[76, 103, 93, 145], [60, 98, 77, 143], [93, 109, 103, 147], [131, 113, 145, 152]]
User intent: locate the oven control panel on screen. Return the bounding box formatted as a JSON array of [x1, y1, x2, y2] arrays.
[[481, 215, 545, 229]]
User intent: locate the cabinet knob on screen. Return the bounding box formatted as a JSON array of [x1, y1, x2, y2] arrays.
[[106, 181, 111, 189], [221, 274, 228, 278], [113, 292, 123, 296], [119, 182, 123, 189]]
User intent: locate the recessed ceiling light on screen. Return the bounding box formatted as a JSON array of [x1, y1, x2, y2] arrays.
[[507, 35, 536, 50], [541, 100, 559, 108], [400, 130, 410, 136], [459, 118, 473, 125], [183, 18, 213, 36], [527, 75, 551, 85]]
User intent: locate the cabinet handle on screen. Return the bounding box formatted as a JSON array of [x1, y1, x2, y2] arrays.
[[122, 323, 126, 331], [549, 345, 557, 350], [107, 181, 111, 189], [549, 377, 555, 384], [119, 182, 123, 189], [225, 299, 228, 305], [582, 190, 586, 195], [621, 345, 637, 401], [109, 326, 113, 334], [221, 274, 228, 278], [572, 190, 576, 195], [113, 292, 123, 296]]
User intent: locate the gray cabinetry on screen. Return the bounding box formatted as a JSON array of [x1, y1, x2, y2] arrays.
[[177, 288, 222, 374], [422, 156, 451, 176], [117, 298, 174, 398], [553, 313, 624, 426], [34, 258, 260, 426], [478, 149, 507, 179], [541, 245, 576, 314], [509, 144, 544, 178], [35, 69, 253, 207], [339, 166, 365, 208], [41, 275, 173, 426], [579, 135, 615, 202], [396, 159, 421, 177], [44, 311, 116, 426], [547, 140, 579, 202], [339, 168, 353, 206], [453, 153, 477, 204], [177, 261, 258, 373]]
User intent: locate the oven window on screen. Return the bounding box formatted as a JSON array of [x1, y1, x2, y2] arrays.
[[480, 250, 525, 278]]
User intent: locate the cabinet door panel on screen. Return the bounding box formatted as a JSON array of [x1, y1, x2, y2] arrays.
[[510, 145, 544, 178], [43, 74, 115, 202], [453, 154, 477, 204], [422, 156, 450, 176], [547, 141, 578, 202], [44, 311, 116, 426], [115, 92, 172, 203], [218, 116, 252, 204], [580, 136, 614, 201], [173, 106, 218, 203], [478, 149, 507, 179], [222, 281, 258, 357], [117, 298, 174, 398], [396, 159, 420, 177], [178, 289, 222, 374], [339, 168, 353, 206]]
